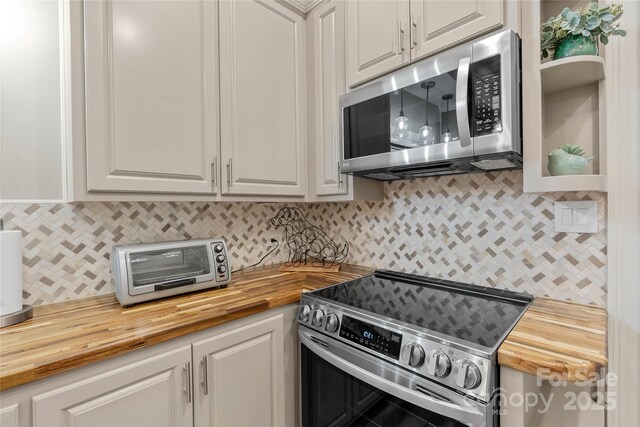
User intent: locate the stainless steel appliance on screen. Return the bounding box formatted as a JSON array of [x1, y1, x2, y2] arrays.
[[111, 238, 230, 307], [298, 270, 532, 427], [340, 30, 521, 180]]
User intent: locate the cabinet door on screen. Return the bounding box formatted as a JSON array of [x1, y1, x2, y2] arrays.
[[84, 0, 218, 194], [310, 0, 348, 196], [0, 404, 19, 427], [31, 346, 193, 427], [409, 0, 503, 61], [345, 0, 410, 87], [193, 314, 285, 427], [219, 0, 306, 196]]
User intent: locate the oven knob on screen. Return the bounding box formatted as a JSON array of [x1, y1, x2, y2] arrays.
[[298, 305, 311, 323], [216, 254, 226, 263], [426, 350, 451, 378], [400, 343, 425, 367], [217, 265, 227, 274], [324, 314, 340, 333], [311, 309, 325, 327], [454, 360, 482, 389], [214, 244, 224, 253]]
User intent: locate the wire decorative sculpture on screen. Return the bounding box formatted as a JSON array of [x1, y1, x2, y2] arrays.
[[270, 207, 348, 268]]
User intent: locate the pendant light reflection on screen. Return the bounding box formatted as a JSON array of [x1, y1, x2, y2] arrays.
[[441, 94, 454, 143], [393, 89, 409, 139], [418, 81, 435, 145]]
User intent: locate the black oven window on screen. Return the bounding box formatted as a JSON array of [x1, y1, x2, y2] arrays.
[[301, 344, 465, 427]]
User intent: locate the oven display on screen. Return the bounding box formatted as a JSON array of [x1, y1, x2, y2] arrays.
[[339, 316, 402, 359]]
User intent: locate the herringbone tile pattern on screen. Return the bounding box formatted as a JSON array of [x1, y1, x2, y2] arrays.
[[0, 202, 293, 305], [1, 171, 607, 306], [307, 171, 607, 306]]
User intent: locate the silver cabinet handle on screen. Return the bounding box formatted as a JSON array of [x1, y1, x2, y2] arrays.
[[211, 157, 217, 187], [226, 159, 232, 187], [398, 22, 405, 54], [337, 162, 343, 186], [411, 16, 417, 48], [184, 361, 192, 403], [455, 57, 472, 148], [201, 355, 209, 395]]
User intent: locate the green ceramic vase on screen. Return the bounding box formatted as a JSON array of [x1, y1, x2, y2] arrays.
[[553, 34, 598, 60]]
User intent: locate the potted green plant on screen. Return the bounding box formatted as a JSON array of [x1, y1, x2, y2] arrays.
[[541, 2, 626, 60]]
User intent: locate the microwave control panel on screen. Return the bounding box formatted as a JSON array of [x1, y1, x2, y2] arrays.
[[471, 55, 502, 137]]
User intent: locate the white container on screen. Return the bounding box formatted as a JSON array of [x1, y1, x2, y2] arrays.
[[0, 230, 23, 316]]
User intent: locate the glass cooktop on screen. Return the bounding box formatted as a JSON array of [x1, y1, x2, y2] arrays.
[[311, 270, 532, 349]]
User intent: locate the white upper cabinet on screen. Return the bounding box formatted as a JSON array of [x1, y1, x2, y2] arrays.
[[409, 0, 503, 61], [309, 0, 348, 196], [345, 0, 410, 88], [345, 0, 504, 87], [219, 0, 306, 197], [84, 0, 218, 194]]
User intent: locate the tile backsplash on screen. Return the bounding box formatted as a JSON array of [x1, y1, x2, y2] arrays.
[[1, 171, 607, 307]]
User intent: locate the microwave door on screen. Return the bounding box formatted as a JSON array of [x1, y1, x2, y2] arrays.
[[341, 49, 474, 174]]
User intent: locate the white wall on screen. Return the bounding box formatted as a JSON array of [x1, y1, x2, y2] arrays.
[[1, 0, 65, 201]]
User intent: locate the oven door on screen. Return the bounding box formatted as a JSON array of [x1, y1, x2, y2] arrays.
[[299, 328, 491, 427]]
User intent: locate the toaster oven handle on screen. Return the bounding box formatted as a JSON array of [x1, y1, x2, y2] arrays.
[[154, 278, 196, 291], [455, 57, 472, 148]]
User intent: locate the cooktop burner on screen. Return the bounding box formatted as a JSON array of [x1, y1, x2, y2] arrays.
[[312, 270, 531, 349]]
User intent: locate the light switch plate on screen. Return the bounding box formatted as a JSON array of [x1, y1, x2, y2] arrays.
[[554, 201, 598, 233]]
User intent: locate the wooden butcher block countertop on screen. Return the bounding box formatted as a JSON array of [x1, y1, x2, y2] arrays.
[[498, 297, 608, 381], [1, 265, 607, 392], [0, 263, 372, 391]]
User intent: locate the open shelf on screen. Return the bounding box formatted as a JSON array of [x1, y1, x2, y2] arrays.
[[522, 0, 608, 193], [540, 56, 605, 94], [523, 174, 607, 193]]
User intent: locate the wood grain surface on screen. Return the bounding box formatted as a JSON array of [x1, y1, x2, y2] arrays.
[[0, 263, 372, 391], [498, 297, 608, 381]]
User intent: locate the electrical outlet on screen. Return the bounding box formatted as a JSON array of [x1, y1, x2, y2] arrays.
[[266, 238, 279, 248]]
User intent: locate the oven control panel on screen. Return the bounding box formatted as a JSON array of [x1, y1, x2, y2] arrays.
[[339, 315, 402, 359]]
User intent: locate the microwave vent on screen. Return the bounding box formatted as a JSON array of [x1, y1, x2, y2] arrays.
[[470, 158, 518, 171]]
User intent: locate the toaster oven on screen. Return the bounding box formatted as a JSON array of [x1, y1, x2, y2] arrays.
[[111, 238, 230, 306]]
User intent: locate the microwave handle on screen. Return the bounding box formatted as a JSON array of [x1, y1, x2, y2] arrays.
[[455, 57, 472, 148]]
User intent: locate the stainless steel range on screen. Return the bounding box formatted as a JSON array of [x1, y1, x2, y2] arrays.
[[298, 270, 532, 427]]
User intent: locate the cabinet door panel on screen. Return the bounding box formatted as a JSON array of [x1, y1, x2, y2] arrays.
[[220, 0, 305, 196], [410, 0, 503, 60], [345, 0, 410, 87], [84, 0, 217, 193], [193, 314, 285, 427], [311, 0, 348, 196], [32, 346, 192, 427], [0, 404, 19, 427]]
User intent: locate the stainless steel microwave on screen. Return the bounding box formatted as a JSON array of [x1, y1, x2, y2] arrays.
[[111, 238, 230, 306], [340, 30, 521, 180]]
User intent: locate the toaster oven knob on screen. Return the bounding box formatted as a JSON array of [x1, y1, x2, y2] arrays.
[[324, 314, 340, 333], [311, 309, 325, 327], [454, 360, 482, 389], [217, 265, 227, 274], [426, 350, 451, 378], [298, 305, 311, 323], [214, 244, 224, 253], [400, 343, 425, 367], [216, 254, 226, 263]]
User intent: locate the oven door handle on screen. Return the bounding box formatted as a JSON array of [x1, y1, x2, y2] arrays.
[[300, 332, 485, 427], [455, 57, 472, 148]]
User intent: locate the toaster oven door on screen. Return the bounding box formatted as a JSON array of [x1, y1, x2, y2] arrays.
[[126, 244, 214, 295]]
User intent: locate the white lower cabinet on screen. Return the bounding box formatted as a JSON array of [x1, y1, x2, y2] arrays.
[[31, 346, 193, 427], [0, 306, 295, 427], [193, 315, 285, 427]]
